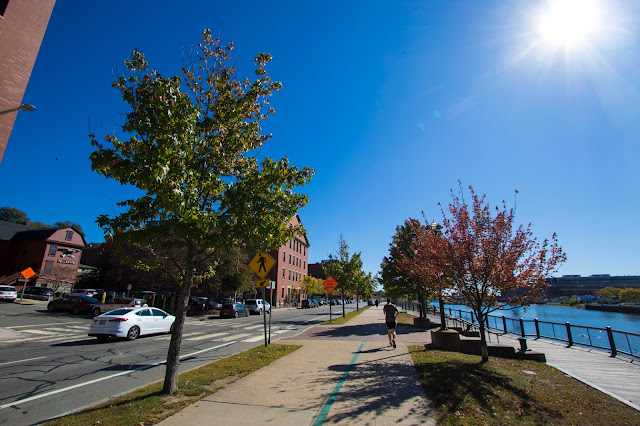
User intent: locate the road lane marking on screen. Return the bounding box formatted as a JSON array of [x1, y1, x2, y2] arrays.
[[9, 321, 84, 328], [22, 330, 59, 335], [0, 357, 46, 367], [243, 335, 266, 342], [244, 324, 265, 330], [220, 333, 250, 341], [186, 332, 228, 341], [0, 341, 236, 410]]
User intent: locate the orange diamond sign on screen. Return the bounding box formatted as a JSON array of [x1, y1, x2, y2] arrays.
[[323, 276, 339, 292], [21, 267, 35, 280]]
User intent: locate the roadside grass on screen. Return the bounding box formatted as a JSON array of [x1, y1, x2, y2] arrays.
[[320, 305, 370, 325], [408, 346, 640, 425], [397, 311, 417, 326], [47, 344, 299, 426]]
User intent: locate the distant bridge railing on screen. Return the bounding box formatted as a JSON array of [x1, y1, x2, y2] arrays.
[[399, 301, 640, 360]]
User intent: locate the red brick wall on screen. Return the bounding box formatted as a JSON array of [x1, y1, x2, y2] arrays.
[[0, 0, 56, 164]]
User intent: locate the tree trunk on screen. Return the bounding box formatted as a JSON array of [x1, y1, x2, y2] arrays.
[[477, 310, 489, 362], [341, 284, 345, 317], [163, 244, 195, 395], [417, 288, 423, 319], [439, 296, 446, 330]]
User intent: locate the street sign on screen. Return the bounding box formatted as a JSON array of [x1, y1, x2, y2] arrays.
[[323, 276, 339, 292], [255, 278, 270, 288], [248, 251, 276, 279], [21, 267, 35, 280]]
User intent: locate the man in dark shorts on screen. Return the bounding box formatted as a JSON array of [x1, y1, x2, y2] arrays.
[[383, 298, 398, 348]]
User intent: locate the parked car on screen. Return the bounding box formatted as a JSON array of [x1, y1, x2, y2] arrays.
[[220, 303, 250, 318], [90, 298, 148, 316], [0, 286, 17, 302], [68, 289, 100, 298], [47, 295, 101, 314], [245, 299, 271, 314], [89, 307, 175, 341], [22, 286, 55, 297], [302, 299, 318, 308]]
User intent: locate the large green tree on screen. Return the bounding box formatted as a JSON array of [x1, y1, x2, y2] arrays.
[[0, 207, 29, 223], [89, 30, 313, 394]]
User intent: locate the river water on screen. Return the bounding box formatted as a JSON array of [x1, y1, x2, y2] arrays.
[[435, 303, 640, 334]]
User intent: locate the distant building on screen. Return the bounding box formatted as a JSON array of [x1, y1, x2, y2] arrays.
[[0, 0, 56, 164], [546, 274, 640, 297], [308, 260, 330, 280], [0, 220, 86, 293]]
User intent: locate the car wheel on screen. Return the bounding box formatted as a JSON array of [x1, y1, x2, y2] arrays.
[[47, 303, 55, 312], [93, 308, 101, 317], [97, 335, 109, 342], [72, 306, 80, 315], [126, 326, 140, 341]]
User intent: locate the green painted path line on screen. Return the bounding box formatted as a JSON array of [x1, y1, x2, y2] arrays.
[[313, 340, 366, 426]]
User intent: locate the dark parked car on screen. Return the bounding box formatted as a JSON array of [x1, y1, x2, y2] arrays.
[[22, 286, 55, 297], [301, 299, 312, 308], [220, 303, 249, 318], [47, 295, 101, 315]]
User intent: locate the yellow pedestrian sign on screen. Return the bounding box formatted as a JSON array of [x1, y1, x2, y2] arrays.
[[249, 251, 276, 279], [255, 279, 270, 288]]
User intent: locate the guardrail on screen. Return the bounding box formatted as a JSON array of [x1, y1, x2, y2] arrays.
[[400, 301, 640, 359]]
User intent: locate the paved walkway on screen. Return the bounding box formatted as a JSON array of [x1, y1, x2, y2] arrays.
[[160, 306, 436, 425]]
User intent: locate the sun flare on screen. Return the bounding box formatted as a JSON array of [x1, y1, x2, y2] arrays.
[[536, 0, 602, 48]]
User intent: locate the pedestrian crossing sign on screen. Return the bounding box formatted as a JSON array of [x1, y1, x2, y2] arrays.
[[249, 251, 276, 279], [255, 279, 270, 288]]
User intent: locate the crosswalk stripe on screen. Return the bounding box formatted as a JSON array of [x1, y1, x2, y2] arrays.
[[220, 333, 250, 341], [243, 335, 266, 342], [186, 332, 228, 341]]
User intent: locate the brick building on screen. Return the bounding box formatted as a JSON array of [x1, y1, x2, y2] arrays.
[[0, 220, 86, 292], [0, 0, 56, 164], [546, 275, 640, 297], [266, 215, 309, 307]]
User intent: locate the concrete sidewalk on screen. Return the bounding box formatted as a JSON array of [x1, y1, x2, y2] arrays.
[[160, 306, 435, 425]]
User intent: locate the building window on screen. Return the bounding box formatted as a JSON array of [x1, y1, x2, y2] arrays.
[[282, 287, 285, 298], [288, 270, 291, 280], [48, 244, 57, 256], [289, 254, 291, 264], [304, 246, 306, 256], [289, 241, 292, 249], [44, 260, 53, 274], [65, 231, 73, 241], [0, 0, 8, 18], [282, 251, 286, 262], [282, 267, 285, 278], [303, 261, 305, 269]]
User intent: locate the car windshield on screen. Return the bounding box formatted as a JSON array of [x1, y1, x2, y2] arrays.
[[80, 296, 100, 303]]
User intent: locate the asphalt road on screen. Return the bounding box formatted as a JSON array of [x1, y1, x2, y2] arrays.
[[0, 299, 360, 425]]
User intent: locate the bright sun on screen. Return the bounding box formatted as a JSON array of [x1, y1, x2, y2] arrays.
[[536, 0, 602, 48]]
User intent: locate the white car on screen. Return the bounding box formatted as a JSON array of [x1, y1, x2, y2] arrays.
[[245, 299, 271, 314], [0, 286, 17, 302], [89, 307, 175, 342], [69, 289, 99, 298]]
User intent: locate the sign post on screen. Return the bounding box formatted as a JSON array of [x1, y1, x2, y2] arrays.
[[19, 268, 35, 301], [249, 251, 276, 347], [322, 276, 339, 324]]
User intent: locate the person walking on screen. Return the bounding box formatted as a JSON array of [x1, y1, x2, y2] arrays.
[[383, 298, 398, 348]]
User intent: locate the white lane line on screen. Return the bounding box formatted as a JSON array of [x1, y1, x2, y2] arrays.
[[0, 357, 46, 367], [9, 322, 84, 329], [21, 330, 60, 335], [307, 316, 329, 322], [220, 333, 250, 341], [272, 330, 290, 335], [186, 332, 228, 341], [243, 335, 266, 343], [0, 341, 236, 410], [244, 324, 265, 330]]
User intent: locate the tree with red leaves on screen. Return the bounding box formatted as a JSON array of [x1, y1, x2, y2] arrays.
[[438, 184, 566, 362]]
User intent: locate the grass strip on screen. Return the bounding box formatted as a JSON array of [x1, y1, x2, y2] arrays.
[[408, 345, 640, 425], [47, 344, 300, 426], [319, 305, 370, 325]]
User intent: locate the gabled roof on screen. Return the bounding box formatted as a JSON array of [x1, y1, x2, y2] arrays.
[[293, 214, 310, 247], [0, 220, 49, 241]]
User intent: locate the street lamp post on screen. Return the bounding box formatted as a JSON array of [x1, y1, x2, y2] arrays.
[[0, 104, 36, 115]]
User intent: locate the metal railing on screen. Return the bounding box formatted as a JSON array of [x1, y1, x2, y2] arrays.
[[405, 302, 640, 359]]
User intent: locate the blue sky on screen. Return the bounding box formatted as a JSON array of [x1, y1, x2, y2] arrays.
[[2, 0, 640, 278]]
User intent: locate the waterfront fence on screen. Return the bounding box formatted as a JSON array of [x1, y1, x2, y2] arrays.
[[400, 301, 640, 359]]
